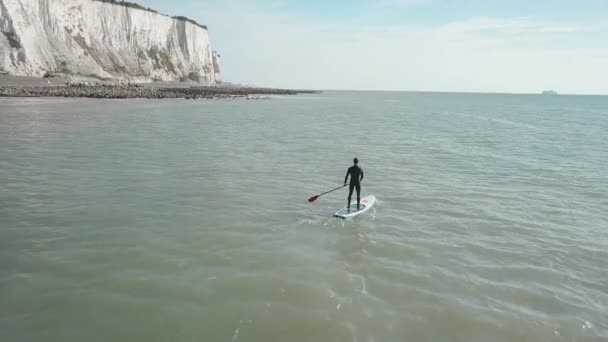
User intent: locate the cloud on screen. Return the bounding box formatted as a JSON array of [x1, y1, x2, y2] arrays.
[[438, 16, 590, 36], [373, 0, 428, 7], [155, 1, 608, 94]]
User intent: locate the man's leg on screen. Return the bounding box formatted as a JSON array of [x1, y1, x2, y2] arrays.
[[356, 183, 361, 210], [348, 184, 354, 211]]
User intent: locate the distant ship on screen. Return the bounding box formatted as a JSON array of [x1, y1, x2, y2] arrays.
[[541, 90, 558, 95]]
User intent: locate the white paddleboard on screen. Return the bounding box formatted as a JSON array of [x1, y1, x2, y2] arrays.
[[334, 195, 376, 219]]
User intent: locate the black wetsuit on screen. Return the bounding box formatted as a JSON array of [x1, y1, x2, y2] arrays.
[[344, 165, 364, 209]]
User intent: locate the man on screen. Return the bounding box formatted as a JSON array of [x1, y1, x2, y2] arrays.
[[344, 158, 364, 211]]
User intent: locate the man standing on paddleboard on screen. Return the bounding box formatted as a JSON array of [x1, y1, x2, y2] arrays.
[[344, 158, 364, 211]]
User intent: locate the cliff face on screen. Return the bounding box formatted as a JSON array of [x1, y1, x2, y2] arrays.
[[211, 50, 221, 84], [0, 0, 221, 84]]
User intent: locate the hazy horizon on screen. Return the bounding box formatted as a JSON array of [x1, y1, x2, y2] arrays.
[[302, 89, 607, 96], [139, 0, 607, 95]]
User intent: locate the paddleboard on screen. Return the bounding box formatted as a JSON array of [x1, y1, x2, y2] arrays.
[[334, 195, 376, 219]]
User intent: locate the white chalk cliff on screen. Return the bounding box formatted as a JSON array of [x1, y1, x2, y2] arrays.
[[0, 0, 221, 84]]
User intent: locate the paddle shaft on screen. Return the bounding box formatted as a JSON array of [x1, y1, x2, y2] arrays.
[[317, 184, 348, 197], [308, 184, 349, 203]]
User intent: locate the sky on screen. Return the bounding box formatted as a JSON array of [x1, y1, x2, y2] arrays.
[[139, 0, 608, 94]]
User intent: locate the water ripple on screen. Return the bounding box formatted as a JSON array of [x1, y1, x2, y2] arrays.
[[1, 93, 607, 341]]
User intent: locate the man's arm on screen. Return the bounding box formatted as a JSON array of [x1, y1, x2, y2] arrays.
[[344, 169, 350, 185], [360, 169, 364, 182]]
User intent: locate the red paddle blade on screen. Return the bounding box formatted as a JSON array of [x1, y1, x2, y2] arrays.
[[308, 195, 319, 203]]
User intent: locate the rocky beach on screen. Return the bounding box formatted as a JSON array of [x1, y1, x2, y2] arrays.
[[0, 81, 315, 100]]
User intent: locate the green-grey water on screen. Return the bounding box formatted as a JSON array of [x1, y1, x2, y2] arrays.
[[1, 92, 607, 341]]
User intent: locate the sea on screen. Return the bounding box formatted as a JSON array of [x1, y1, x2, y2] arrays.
[[1, 91, 607, 341]]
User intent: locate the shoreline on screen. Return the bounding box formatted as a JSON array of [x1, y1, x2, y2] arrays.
[[0, 75, 319, 100]]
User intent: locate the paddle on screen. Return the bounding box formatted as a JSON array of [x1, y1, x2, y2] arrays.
[[308, 184, 349, 203]]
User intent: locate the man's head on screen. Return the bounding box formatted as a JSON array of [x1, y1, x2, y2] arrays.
[[353, 158, 359, 165]]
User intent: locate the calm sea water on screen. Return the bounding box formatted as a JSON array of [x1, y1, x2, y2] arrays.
[[1, 92, 607, 342]]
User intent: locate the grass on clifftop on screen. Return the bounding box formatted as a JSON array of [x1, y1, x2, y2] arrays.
[[92, 0, 207, 29]]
